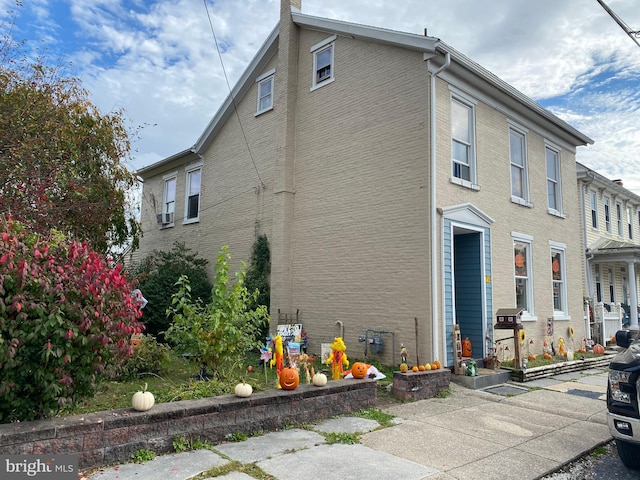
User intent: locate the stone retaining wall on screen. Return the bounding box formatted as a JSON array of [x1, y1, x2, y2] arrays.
[[392, 369, 451, 400], [0, 379, 376, 470]]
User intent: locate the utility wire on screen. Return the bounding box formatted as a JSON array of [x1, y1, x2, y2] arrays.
[[596, 0, 640, 48], [202, 0, 265, 188]]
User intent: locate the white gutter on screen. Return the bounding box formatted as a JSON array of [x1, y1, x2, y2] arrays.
[[427, 50, 450, 362]]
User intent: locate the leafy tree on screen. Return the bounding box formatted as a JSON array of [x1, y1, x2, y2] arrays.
[[244, 234, 270, 311], [0, 219, 144, 422], [0, 30, 141, 254], [129, 242, 212, 341], [165, 246, 269, 379]]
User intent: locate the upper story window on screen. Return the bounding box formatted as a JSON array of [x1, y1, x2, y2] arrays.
[[628, 206, 634, 240], [161, 174, 177, 227], [310, 35, 336, 91], [604, 196, 611, 233], [255, 69, 275, 115], [185, 165, 202, 223], [616, 201, 623, 236], [509, 127, 529, 204], [451, 95, 476, 187], [546, 146, 562, 215], [514, 234, 534, 317], [590, 191, 598, 229]]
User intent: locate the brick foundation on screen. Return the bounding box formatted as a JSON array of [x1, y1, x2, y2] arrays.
[[0, 379, 376, 470], [392, 369, 451, 401]]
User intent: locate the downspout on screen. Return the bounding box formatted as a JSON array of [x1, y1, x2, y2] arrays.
[[580, 172, 595, 339], [427, 49, 450, 361]]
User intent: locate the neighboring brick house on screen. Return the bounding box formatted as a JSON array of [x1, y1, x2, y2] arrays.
[[577, 162, 640, 345], [135, 0, 593, 367]]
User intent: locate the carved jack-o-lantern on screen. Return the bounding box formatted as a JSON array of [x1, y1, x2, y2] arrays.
[[351, 362, 368, 379], [280, 367, 299, 390]]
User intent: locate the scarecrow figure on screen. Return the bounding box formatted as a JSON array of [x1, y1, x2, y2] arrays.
[[270, 334, 284, 388], [326, 337, 349, 380]]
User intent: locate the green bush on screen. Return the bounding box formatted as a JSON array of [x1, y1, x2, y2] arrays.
[[129, 242, 211, 341], [0, 219, 144, 422], [165, 246, 269, 380], [120, 334, 172, 380]]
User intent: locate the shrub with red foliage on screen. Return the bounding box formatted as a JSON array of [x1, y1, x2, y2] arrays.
[[0, 219, 143, 422]]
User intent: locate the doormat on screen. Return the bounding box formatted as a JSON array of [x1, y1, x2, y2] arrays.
[[482, 384, 529, 396], [566, 389, 602, 399]]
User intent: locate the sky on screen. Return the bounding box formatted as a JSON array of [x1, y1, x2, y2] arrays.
[[3, 0, 640, 194]]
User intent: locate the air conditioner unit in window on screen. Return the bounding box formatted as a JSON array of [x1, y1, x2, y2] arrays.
[[156, 212, 174, 225]]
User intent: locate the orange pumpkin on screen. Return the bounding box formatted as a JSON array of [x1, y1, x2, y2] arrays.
[[528, 354, 536, 361], [280, 367, 299, 390], [593, 344, 605, 355], [578, 348, 586, 354], [418, 365, 426, 371], [411, 366, 419, 372], [351, 362, 368, 379], [433, 360, 441, 370], [543, 352, 552, 360]]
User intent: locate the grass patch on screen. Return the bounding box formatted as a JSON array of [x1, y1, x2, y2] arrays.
[[324, 432, 360, 445], [130, 449, 155, 463], [353, 408, 395, 427], [195, 460, 276, 480]]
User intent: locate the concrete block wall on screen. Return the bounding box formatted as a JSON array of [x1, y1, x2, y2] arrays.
[[392, 369, 451, 401], [0, 379, 376, 470]]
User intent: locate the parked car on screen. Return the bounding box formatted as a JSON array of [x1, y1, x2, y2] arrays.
[[607, 329, 640, 469]]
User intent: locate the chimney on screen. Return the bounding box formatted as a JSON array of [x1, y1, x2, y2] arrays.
[[613, 179, 624, 187]]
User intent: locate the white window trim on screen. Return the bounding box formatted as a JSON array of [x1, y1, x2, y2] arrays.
[[545, 144, 563, 217], [255, 68, 275, 116], [509, 125, 530, 205], [310, 35, 336, 91], [616, 201, 623, 237], [604, 196, 611, 233], [550, 241, 570, 320], [513, 232, 537, 321], [161, 171, 178, 228], [628, 206, 634, 240], [183, 163, 202, 225], [450, 91, 478, 189], [590, 190, 599, 230]]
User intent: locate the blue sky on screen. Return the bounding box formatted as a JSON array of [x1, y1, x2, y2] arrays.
[[3, 0, 640, 193]]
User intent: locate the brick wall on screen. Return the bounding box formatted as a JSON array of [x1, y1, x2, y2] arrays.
[[0, 379, 376, 470], [392, 369, 451, 401]]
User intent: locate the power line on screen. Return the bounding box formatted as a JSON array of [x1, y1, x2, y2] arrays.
[[596, 0, 640, 48], [202, 0, 265, 188]]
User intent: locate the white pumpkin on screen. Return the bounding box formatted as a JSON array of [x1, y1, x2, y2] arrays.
[[234, 382, 253, 398], [132, 383, 155, 411], [312, 372, 328, 387]]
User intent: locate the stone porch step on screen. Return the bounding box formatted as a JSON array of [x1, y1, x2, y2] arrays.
[[450, 368, 512, 390]]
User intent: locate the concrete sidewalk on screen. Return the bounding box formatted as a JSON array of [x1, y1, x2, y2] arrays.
[[87, 368, 611, 480]]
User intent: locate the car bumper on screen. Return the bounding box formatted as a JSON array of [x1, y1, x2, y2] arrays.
[[608, 412, 640, 442]]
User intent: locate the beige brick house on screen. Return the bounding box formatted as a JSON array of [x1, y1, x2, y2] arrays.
[[577, 162, 640, 345], [136, 0, 593, 367]]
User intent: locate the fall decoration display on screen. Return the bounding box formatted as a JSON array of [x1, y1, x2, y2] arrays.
[[326, 337, 349, 380], [433, 360, 442, 370], [234, 382, 253, 398], [279, 366, 300, 390], [132, 383, 155, 412], [312, 372, 328, 386], [462, 337, 472, 357], [351, 362, 369, 379], [568, 325, 575, 337], [528, 354, 537, 361], [412, 366, 419, 372], [424, 363, 432, 371], [418, 364, 426, 371], [593, 344, 605, 355], [399, 363, 409, 373], [543, 352, 553, 360], [270, 334, 284, 388], [519, 329, 526, 345]]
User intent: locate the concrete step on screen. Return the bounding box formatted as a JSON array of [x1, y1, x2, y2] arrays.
[[449, 368, 512, 390]]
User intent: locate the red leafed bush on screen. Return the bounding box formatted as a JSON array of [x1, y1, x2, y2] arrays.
[[0, 219, 144, 422]]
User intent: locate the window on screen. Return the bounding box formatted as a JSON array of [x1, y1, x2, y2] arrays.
[[255, 69, 274, 114], [551, 247, 567, 314], [590, 191, 598, 229], [616, 202, 623, 236], [628, 207, 634, 239], [162, 175, 177, 226], [514, 237, 533, 315], [546, 146, 562, 214], [310, 35, 336, 90], [609, 267, 615, 302], [510, 128, 528, 201], [451, 96, 476, 184], [185, 166, 201, 222], [595, 264, 602, 303], [604, 197, 611, 233]]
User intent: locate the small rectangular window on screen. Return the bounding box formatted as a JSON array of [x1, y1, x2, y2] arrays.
[[256, 69, 275, 114], [616, 202, 623, 236], [310, 36, 336, 90], [590, 191, 598, 229], [162, 175, 177, 226], [451, 97, 475, 183], [510, 128, 527, 200], [604, 197, 611, 233], [628, 207, 633, 239], [185, 167, 201, 221], [551, 249, 566, 313], [546, 147, 561, 213], [514, 241, 532, 313]]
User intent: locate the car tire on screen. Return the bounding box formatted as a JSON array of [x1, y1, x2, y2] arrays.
[[616, 440, 640, 469]]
